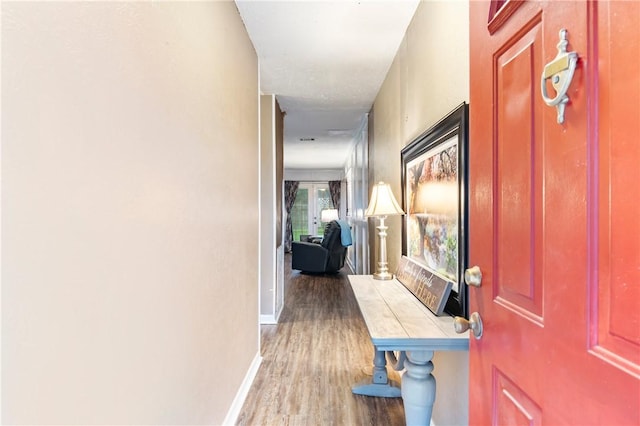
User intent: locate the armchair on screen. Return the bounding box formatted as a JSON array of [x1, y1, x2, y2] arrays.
[[292, 220, 348, 273]]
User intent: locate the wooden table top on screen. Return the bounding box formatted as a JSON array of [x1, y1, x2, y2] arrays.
[[348, 275, 469, 352]]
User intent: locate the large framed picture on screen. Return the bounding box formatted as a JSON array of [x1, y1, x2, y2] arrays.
[[401, 103, 469, 318]]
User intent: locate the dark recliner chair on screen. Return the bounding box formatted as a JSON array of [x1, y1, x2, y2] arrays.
[[292, 220, 347, 273]]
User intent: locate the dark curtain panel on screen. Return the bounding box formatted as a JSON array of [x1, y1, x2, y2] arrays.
[[284, 180, 300, 252], [328, 180, 341, 213]]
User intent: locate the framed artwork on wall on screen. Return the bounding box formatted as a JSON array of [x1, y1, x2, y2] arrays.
[[401, 103, 469, 318]]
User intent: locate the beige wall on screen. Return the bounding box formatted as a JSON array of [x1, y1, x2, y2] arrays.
[[260, 95, 275, 318], [275, 100, 284, 248], [260, 95, 284, 320], [370, 0, 470, 273], [369, 1, 470, 425], [2, 1, 259, 424]]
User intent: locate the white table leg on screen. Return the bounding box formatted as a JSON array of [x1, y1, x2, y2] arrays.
[[402, 350, 435, 425], [351, 347, 401, 398]]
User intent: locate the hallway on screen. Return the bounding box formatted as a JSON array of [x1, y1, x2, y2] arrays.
[[236, 256, 405, 425]]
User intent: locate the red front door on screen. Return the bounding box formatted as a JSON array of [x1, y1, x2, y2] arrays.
[[469, 1, 639, 424]]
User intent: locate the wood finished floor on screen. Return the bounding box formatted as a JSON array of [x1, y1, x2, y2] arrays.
[[236, 255, 405, 426]]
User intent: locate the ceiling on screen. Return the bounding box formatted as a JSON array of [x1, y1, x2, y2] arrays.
[[235, 0, 420, 169]]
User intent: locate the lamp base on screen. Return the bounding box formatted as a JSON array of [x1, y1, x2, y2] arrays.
[[373, 271, 394, 280]]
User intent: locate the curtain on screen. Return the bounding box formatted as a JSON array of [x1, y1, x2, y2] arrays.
[[328, 180, 341, 214], [284, 180, 300, 252]]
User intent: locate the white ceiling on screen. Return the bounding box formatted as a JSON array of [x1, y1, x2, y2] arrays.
[[235, 0, 420, 169]]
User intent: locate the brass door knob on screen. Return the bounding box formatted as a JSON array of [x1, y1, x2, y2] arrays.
[[464, 265, 483, 287], [454, 312, 483, 339]]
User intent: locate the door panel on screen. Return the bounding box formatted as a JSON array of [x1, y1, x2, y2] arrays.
[[291, 187, 309, 243], [314, 184, 333, 234], [495, 15, 544, 322], [469, 1, 639, 425], [494, 368, 542, 426], [593, 0, 640, 375]]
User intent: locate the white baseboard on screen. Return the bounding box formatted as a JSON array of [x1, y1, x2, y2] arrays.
[[260, 296, 283, 325], [274, 303, 283, 322], [222, 352, 262, 425], [345, 258, 355, 274], [260, 314, 278, 324]]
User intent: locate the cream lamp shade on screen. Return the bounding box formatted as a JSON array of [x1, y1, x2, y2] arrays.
[[321, 208, 339, 222], [365, 182, 404, 217]]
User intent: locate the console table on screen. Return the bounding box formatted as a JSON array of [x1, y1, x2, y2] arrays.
[[348, 275, 469, 426]]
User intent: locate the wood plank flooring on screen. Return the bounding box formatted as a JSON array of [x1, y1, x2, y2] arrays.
[[236, 255, 405, 425]]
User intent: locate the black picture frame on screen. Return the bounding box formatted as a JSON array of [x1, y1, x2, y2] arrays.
[[400, 103, 469, 318]]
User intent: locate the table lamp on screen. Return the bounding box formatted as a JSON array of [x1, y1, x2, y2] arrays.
[[365, 181, 405, 280], [321, 208, 339, 223]]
